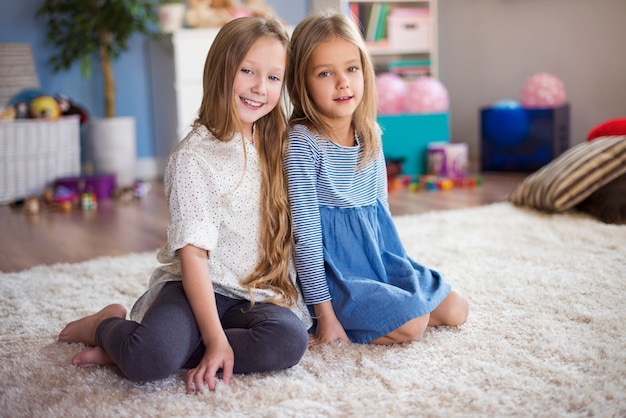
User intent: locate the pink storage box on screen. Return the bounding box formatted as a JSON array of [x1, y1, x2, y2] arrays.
[[55, 174, 116, 200], [427, 142, 468, 178], [387, 8, 430, 51]]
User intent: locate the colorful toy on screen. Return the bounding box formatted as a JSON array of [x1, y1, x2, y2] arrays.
[[403, 76, 449, 113], [81, 192, 98, 210], [376, 72, 407, 114], [50, 185, 78, 211], [14, 102, 30, 119], [29, 95, 61, 120], [0, 105, 17, 120], [427, 142, 468, 178], [24, 197, 41, 216], [55, 94, 89, 125], [387, 172, 482, 194], [9, 88, 44, 107], [520, 72, 566, 108]]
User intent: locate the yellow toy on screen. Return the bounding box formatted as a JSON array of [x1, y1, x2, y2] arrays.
[[29, 96, 61, 120]]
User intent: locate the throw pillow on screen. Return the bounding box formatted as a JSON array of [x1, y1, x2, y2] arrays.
[[587, 118, 626, 141], [576, 173, 626, 224], [508, 135, 626, 212]]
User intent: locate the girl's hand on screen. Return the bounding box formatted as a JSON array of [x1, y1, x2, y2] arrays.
[[185, 334, 234, 393], [179, 244, 233, 394], [309, 320, 350, 347], [309, 301, 350, 347]]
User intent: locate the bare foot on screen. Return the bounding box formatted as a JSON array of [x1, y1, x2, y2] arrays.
[[59, 303, 126, 346], [72, 346, 114, 367]]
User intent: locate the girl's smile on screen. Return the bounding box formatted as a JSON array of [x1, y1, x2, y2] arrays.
[[233, 36, 286, 140]]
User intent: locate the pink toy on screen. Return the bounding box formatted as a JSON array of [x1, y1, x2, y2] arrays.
[[376, 73, 407, 114], [520, 72, 566, 108], [403, 76, 449, 113], [427, 142, 468, 178]]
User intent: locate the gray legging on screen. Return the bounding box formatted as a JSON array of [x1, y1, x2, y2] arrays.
[[95, 281, 309, 382]]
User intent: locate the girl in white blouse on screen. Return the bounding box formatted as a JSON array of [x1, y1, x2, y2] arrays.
[[58, 16, 311, 394]]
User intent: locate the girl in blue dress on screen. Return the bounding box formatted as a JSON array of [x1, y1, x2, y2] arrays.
[[284, 13, 469, 346]]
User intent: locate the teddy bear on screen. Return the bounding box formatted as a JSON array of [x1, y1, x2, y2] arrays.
[[185, 0, 234, 28], [238, 0, 276, 18]]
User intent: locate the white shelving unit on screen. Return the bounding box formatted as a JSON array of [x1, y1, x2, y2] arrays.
[[148, 28, 221, 175], [312, 0, 438, 78]]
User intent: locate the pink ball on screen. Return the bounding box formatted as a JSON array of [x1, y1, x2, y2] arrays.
[[376, 73, 407, 114], [520, 72, 566, 108], [403, 77, 449, 113]]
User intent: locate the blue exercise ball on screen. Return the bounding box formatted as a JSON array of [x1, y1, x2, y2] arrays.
[[483, 103, 530, 147]]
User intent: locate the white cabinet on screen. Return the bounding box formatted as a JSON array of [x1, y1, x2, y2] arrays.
[[148, 28, 220, 175], [312, 0, 438, 78]]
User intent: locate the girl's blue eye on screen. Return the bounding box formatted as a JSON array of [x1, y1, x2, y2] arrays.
[[269, 75, 280, 82], [241, 68, 252, 74], [319, 71, 331, 78], [348, 66, 358, 73]]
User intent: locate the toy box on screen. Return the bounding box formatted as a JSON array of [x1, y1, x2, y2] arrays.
[[0, 117, 80, 204], [480, 104, 570, 172], [427, 142, 468, 178], [55, 174, 116, 200], [378, 113, 450, 176], [387, 8, 430, 51]]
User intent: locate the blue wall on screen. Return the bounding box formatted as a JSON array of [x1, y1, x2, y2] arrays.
[[0, 0, 307, 173]]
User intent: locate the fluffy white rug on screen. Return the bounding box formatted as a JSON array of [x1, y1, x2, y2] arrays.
[[1, 203, 625, 418]]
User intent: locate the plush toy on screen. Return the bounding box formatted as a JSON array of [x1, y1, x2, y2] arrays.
[[29, 95, 61, 120], [14, 102, 30, 119], [185, 0, 234, 28], [55, 94, 90, 125], [0, 105, 16, 120], [9, 88, 43, 107], [238, 0, 276, 18]]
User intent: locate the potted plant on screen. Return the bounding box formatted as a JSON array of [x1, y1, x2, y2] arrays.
[[36, 0, 158, 188], [158, 0, 187, 33]]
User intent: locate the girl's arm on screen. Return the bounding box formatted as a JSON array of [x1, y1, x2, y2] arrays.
[[285, 127, 350, 346], [179, 244, 234, 393]]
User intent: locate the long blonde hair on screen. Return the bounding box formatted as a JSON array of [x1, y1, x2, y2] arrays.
[[286, 13, 380, 164], [194, 16, 298, 307]]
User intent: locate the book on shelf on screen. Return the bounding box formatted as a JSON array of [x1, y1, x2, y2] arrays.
[[387, 58, 431, 78], [350, 2, 391, 43]]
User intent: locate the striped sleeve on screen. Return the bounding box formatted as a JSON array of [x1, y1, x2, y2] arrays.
[[284, 126, 332, 305]]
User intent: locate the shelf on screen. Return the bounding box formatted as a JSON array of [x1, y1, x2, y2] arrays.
[[313, 0, 439, 78], [366, 41, 430, 56]]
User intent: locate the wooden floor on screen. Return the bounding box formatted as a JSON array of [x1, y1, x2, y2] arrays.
[[0, 172, 526, 273]]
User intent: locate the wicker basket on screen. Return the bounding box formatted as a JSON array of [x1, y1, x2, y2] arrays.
[[0, 116, 80, 204]]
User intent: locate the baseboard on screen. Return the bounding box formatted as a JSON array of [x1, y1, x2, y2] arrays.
[[136, 157, 165, 181]]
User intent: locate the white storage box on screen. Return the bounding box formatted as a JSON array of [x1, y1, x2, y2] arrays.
[[0, 116, 80, 204], [388, 8, 430, 51]]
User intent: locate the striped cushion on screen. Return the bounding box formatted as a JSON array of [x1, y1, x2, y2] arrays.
[[508, 135, 626, 212]]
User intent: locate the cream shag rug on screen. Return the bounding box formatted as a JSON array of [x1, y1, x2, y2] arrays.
[[1, 203, 625, 418]]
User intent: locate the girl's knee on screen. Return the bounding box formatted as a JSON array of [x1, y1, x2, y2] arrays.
[[430, 290, 470, 327], [119, 351, 182, 382], [381, 314, 429, 344], [401, 314, 429, 341], [273, 315, 309, 365], [243, 309, 308, 371], [282, 322, 309, 366], [448, 292, 470, 326]]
